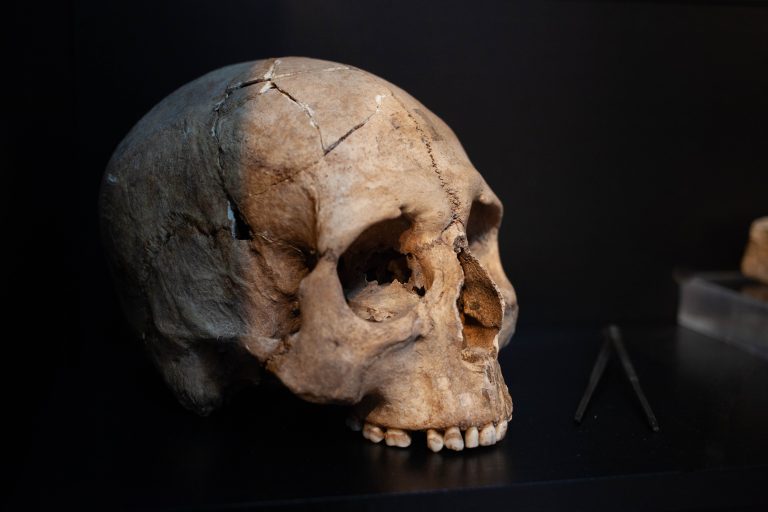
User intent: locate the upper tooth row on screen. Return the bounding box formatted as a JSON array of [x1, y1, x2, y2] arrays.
[[361, 423, 411, 447], [358, 420, 509, 452]]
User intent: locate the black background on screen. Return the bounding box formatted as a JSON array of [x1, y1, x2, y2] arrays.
[[71, 0, 768, 326], [6, 0, 768, 506]]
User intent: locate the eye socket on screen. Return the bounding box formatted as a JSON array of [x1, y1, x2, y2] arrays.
[[360, 246, 411, 284], [337, 213, 424, 322], [466, 198, 502, 248], [337, 214, 412, 288]]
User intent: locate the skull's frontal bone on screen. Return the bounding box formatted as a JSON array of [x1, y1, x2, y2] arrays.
[[99, 57, 518, 452]]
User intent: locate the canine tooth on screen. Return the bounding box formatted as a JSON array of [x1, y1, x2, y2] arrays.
[[479, 423, 497, 446], [362, 423, 384, 443], [426, 429, 444, 452], [346, 415, 362, 431], [464, 426, 479, 448], [384, 428, 411, 448], [495, 419, 508, 441], [444, 426, 464, 451]]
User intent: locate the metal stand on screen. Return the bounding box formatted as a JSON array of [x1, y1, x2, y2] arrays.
[[574, 325, 659, 432]]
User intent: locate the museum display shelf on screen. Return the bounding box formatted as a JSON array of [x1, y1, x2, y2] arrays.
[[679, 272, 768, 359], [10, 325, 768, 511]]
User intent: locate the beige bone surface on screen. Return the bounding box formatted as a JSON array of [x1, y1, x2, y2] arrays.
[[99, 57, 518, 451], [742, 217, 768, 285]]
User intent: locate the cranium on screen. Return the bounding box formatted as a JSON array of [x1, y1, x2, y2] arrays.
[[99, 57, 518, 452]]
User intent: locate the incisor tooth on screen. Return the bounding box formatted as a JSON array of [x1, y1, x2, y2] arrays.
[[479, 423, 497, 446], [384, 428, 411, 448], [496, 419, 508, 441], [362, 423, 384, 443], [464, 426, 479, 448], [444, 426, 464, 451], [427, 429, 444, 452]]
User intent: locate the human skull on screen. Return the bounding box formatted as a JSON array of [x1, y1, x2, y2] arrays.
[[99, 57, 518, 452]]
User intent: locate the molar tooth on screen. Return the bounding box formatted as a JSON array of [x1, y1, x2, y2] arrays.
[[362, 423, 384, 443], [426, 429, 444, 452], [464, 426, 479, 448], [444, 427, 464, 451], [384, 428, 411, 448], [495, 419, 508, 441], [346, 415, 362, 432], [479, 423, 497, 446]]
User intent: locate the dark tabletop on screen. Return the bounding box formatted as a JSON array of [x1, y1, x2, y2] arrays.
[[10, 324, 768, 511]]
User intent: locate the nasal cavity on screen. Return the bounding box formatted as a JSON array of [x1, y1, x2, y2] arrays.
[[457, 250, 503, 350]]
